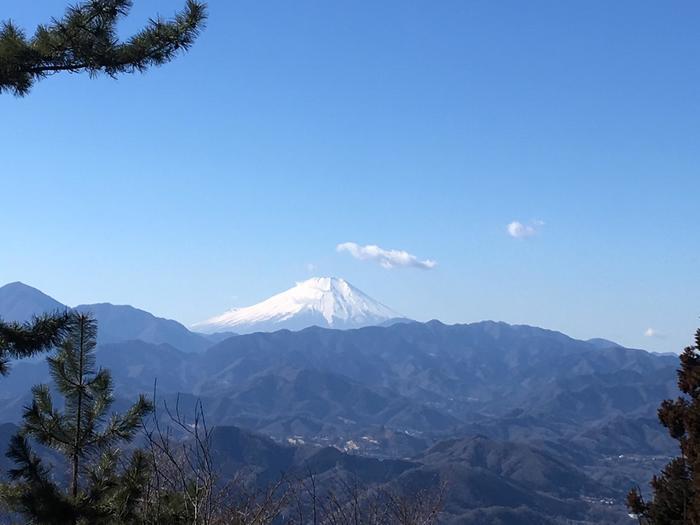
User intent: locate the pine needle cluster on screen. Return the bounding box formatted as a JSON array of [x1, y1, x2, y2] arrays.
[[0, 0, 207, 96], [1, 313, 153, 524], [0, 311, 71, 376]]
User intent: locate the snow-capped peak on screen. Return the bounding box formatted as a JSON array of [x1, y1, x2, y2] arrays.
[[192, 277, 401, 334]]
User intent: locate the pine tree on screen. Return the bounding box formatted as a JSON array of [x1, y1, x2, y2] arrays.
[[0, 313, 153, 524], [628, 328, 700, 524], [0, 0, 207, 96], [0, 311, 71, 376]]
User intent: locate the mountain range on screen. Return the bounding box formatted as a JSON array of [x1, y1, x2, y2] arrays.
[[0, 281, 210, 353], [1, 277, 404, 345], [0, 280, 682, 523]]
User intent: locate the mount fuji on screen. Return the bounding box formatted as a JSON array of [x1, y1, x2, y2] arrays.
[[192, 277, 404, 334]]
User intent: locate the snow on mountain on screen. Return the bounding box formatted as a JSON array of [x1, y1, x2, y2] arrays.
[[192, 277, 402, 334]]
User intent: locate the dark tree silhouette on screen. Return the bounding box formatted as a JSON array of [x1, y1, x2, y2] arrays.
[[628, 329, 700, 524], [0, 0, 206, 96], [0, 313, 153, 523], [0, 311, 71, 376]]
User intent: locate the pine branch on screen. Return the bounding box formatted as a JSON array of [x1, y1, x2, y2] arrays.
[[0, 0, 207, 95], [93, 394, 153, 449], [2, 434, 77, 521], [6, 434, 50, 484], [22, 385, 74, 451], [0, 311, 71, 375], [5, 312, 155, 522]]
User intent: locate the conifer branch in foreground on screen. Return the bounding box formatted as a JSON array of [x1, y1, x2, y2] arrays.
[[0, 0, 207, 96]]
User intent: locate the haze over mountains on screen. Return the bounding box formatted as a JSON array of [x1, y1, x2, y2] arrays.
[[0, 280, 680, 523], [1, 278, 404, 343], [0, 281, 210, 353]]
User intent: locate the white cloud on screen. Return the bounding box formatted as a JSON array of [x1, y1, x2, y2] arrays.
[[337, 242, 437, 270], [507, 220, 544, 239], [644, 328, 665, 338]]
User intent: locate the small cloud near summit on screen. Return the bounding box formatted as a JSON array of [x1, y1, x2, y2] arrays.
[[507, 220, 544, 239], [337, 242, 436, 270], [644, 328, 665, 338]]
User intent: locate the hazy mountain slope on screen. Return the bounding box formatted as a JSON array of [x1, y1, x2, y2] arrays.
[[199, 321, 677, 422], [0, 282, 67, 322], [0, 321, 676, 443], [5, 417, 621, 522], [0, 320, 677, 523], [207, 426, 627, 524], [192, 277, 401, 334], [417, 435, 610, 499], [0, 281, 210, 353], [75, 303, 210, 353]]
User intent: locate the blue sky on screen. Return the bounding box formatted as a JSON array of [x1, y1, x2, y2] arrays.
[[1, 0, 698, 353]]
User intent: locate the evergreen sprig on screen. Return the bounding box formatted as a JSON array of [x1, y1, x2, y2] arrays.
[[1, 312, 154, 523], [0, 0, 207, 95], [0, 311, 71, 376]]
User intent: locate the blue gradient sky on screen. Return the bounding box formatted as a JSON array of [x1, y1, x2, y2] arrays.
[[2, 0, 698, 353]]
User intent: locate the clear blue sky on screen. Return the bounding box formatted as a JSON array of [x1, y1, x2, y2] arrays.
[[2, 0, 698, 353]]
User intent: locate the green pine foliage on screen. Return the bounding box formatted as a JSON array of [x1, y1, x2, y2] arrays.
[[628, 328, 700, 524], [0, 0, 207, 96], [0, 313, 153, 524], [0, 311, 71, 376]]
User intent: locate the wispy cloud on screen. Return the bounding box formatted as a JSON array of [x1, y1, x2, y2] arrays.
[[305, 263, 317, 273], [507, 220, 544, 239], [644, 328, 665, 338], [337, 242, 437, 270]]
